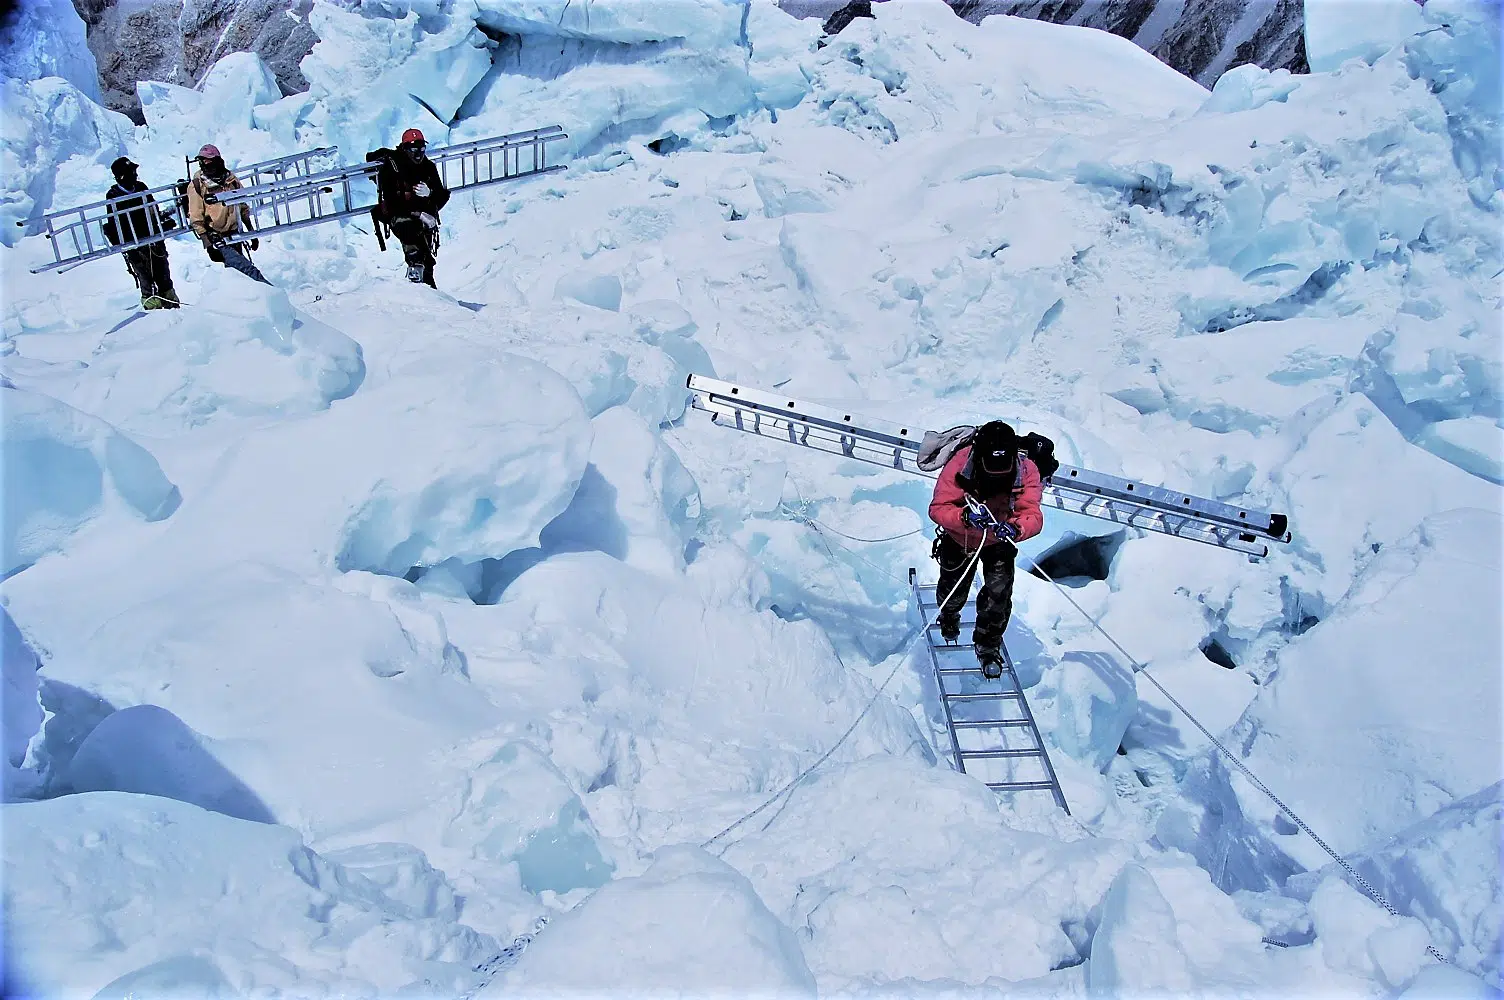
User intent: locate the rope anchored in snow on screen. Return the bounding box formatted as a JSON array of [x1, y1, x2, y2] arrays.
[[459, 914, 551, 1000], [995, 528, 1451, 965]]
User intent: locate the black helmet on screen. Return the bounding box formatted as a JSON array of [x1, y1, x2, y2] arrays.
[[110, 156, 139, 181], [973, 421, 1017, 475]]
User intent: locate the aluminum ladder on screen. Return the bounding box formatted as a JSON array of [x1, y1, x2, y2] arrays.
[[686, 374, 1291, 558], [204, 125, 569, 248], [910, 569, 1069, 812], [19, 146, 338, 273]]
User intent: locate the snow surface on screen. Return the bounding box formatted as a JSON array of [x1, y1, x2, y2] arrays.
[[2, 0, 1501, 995]]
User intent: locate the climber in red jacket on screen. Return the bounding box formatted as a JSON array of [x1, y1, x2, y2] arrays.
[[928, 420, 1044, 678]]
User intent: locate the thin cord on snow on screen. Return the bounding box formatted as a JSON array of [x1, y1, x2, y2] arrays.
[[701, 649, 913, 855], [458, 914, 551, 1000], [1003, 534, 1450, 965]]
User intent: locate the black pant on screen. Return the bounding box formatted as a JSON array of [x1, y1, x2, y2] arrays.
[[122, 244, 175, 302], [935, 533, 1016, 655], [389, 215, 436, 287]]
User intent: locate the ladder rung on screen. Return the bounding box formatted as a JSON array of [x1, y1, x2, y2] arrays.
[[945, 691, 1024, 701], [930, 642, 976, 650], [951, 719, 1033, 729], [960, 748, 1042, 759], [986, 780, 1060, 791]]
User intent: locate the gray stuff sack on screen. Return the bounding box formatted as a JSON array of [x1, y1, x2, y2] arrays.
[[916, 425, 975, 472]]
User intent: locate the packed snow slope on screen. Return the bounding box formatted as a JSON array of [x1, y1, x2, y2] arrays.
[[3, 0, 1501, 996]]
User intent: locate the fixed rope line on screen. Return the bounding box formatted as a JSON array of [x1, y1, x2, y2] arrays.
[[1002, 534, 1450, 965], [700, 641, 922, 855]]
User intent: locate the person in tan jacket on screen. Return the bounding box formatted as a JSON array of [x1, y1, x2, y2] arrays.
[[187, 143, 270, 285]]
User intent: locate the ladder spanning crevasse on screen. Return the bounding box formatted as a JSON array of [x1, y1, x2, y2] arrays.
[[19, 126, 569, 273], [686, 374, 1292, 558], [910, 569, 1070, 813]]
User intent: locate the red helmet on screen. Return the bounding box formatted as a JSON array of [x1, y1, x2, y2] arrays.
[[400, 128, 425, 145], [197, 143, 221, 160]]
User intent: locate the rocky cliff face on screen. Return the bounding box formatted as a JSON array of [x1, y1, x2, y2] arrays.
[[70, 0, 316, 121], [943, 0, 1308, 86]]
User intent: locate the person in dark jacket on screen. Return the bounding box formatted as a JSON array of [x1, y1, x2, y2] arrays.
[[101, 157, 180, 309], [370, 128, 450, 287], [928, 421, 1044, 678]]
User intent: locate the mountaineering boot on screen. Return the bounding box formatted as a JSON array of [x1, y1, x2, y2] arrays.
[[406, 262, 426, 283], [142, 295, 165, 310], [977, 649, 1004, 680], [937, 612, 960, 644]]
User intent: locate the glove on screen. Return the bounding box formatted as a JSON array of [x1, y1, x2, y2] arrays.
[[249, 238, 259, 251], [200, 233, 223, 263], [995, 522, 1021, 542], [418, 212, 439, 230], [414, 182, 431, 198], [162, 217, 178, 232], [962, 507, 992, 531]]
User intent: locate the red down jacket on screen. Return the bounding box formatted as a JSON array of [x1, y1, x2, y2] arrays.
[[928, 445, 1044, 549]]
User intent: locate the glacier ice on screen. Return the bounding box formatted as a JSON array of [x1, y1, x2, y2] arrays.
[[4, 792, 497, 997], [0, 0, 101, 101], [2, 0, 1502, 993], [498, 844, 817, 997], [1303, 0, 1427, 73], [2, 607, 43, 798], [1, 386, 180, 576]]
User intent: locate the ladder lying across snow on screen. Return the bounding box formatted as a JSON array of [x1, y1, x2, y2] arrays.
[[204, 125, 570, 248], [21, 146, 339, 273], [686, 374, 1292, 558], [910, 569, 1069, 813]]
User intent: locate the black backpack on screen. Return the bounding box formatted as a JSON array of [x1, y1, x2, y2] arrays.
[[1019, 431, 1060, 481]]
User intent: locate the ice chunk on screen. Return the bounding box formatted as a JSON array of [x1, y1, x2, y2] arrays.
[[1288, 780, 1503, 985], [4, 792, 495, 997], [539, 406, 699, 575], [1200, 64, 1302, 114], [1414, 416, 1504, 485], [65, 272, 365, 436], [1400, 964, 1495, 999], [63, 704, 275, 823], [0, 0, 101, 101], [1306, 876, 1433, 990], [1304, 0, 1427, 72], [497, 845, 817, 997], [321, 842, 462, 920], [1086, 865, 1196, 995], [472, 0, 746, 48], [1033, 651, 1137, 772], [441, 740, 613, 894], [2, 608, 43, 798], [1164, 508, 1504, 889], [193, 51, 284, 128], [1, 387, 180, 576], [1, 78, 132, 241], [89, 955, 235, 1000], [555, 269, 623, 311]]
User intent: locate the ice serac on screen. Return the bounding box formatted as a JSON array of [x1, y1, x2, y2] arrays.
[[3, 792, 495, 997], [1288, 780, 1503, 987], [943, 0, 1308, 87], [2, 608, 44, 799], [1304, 0, 1425, 72], [1162, 508, 1504, 891], [0, 0, 102, 100], [496, 845, 817, 998], [0, 77, 132, 242], [1, 386, 180, 577]]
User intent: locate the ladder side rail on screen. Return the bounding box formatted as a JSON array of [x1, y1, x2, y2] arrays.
[[216, 202, 372, 246], [695, 392, 1270, 556], [690, 374, 923, 453], [1001, 645, 1069, 814], [22, 179, 188, 232], [433, 124, 566, 158], [910, 570, 967, 774], [1052, 465, 1285, 540], [207, 163, 380, 207]]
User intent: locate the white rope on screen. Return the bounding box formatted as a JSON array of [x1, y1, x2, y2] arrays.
[[1000, 531, 1450, 964], [700, 650, 910, 854]]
